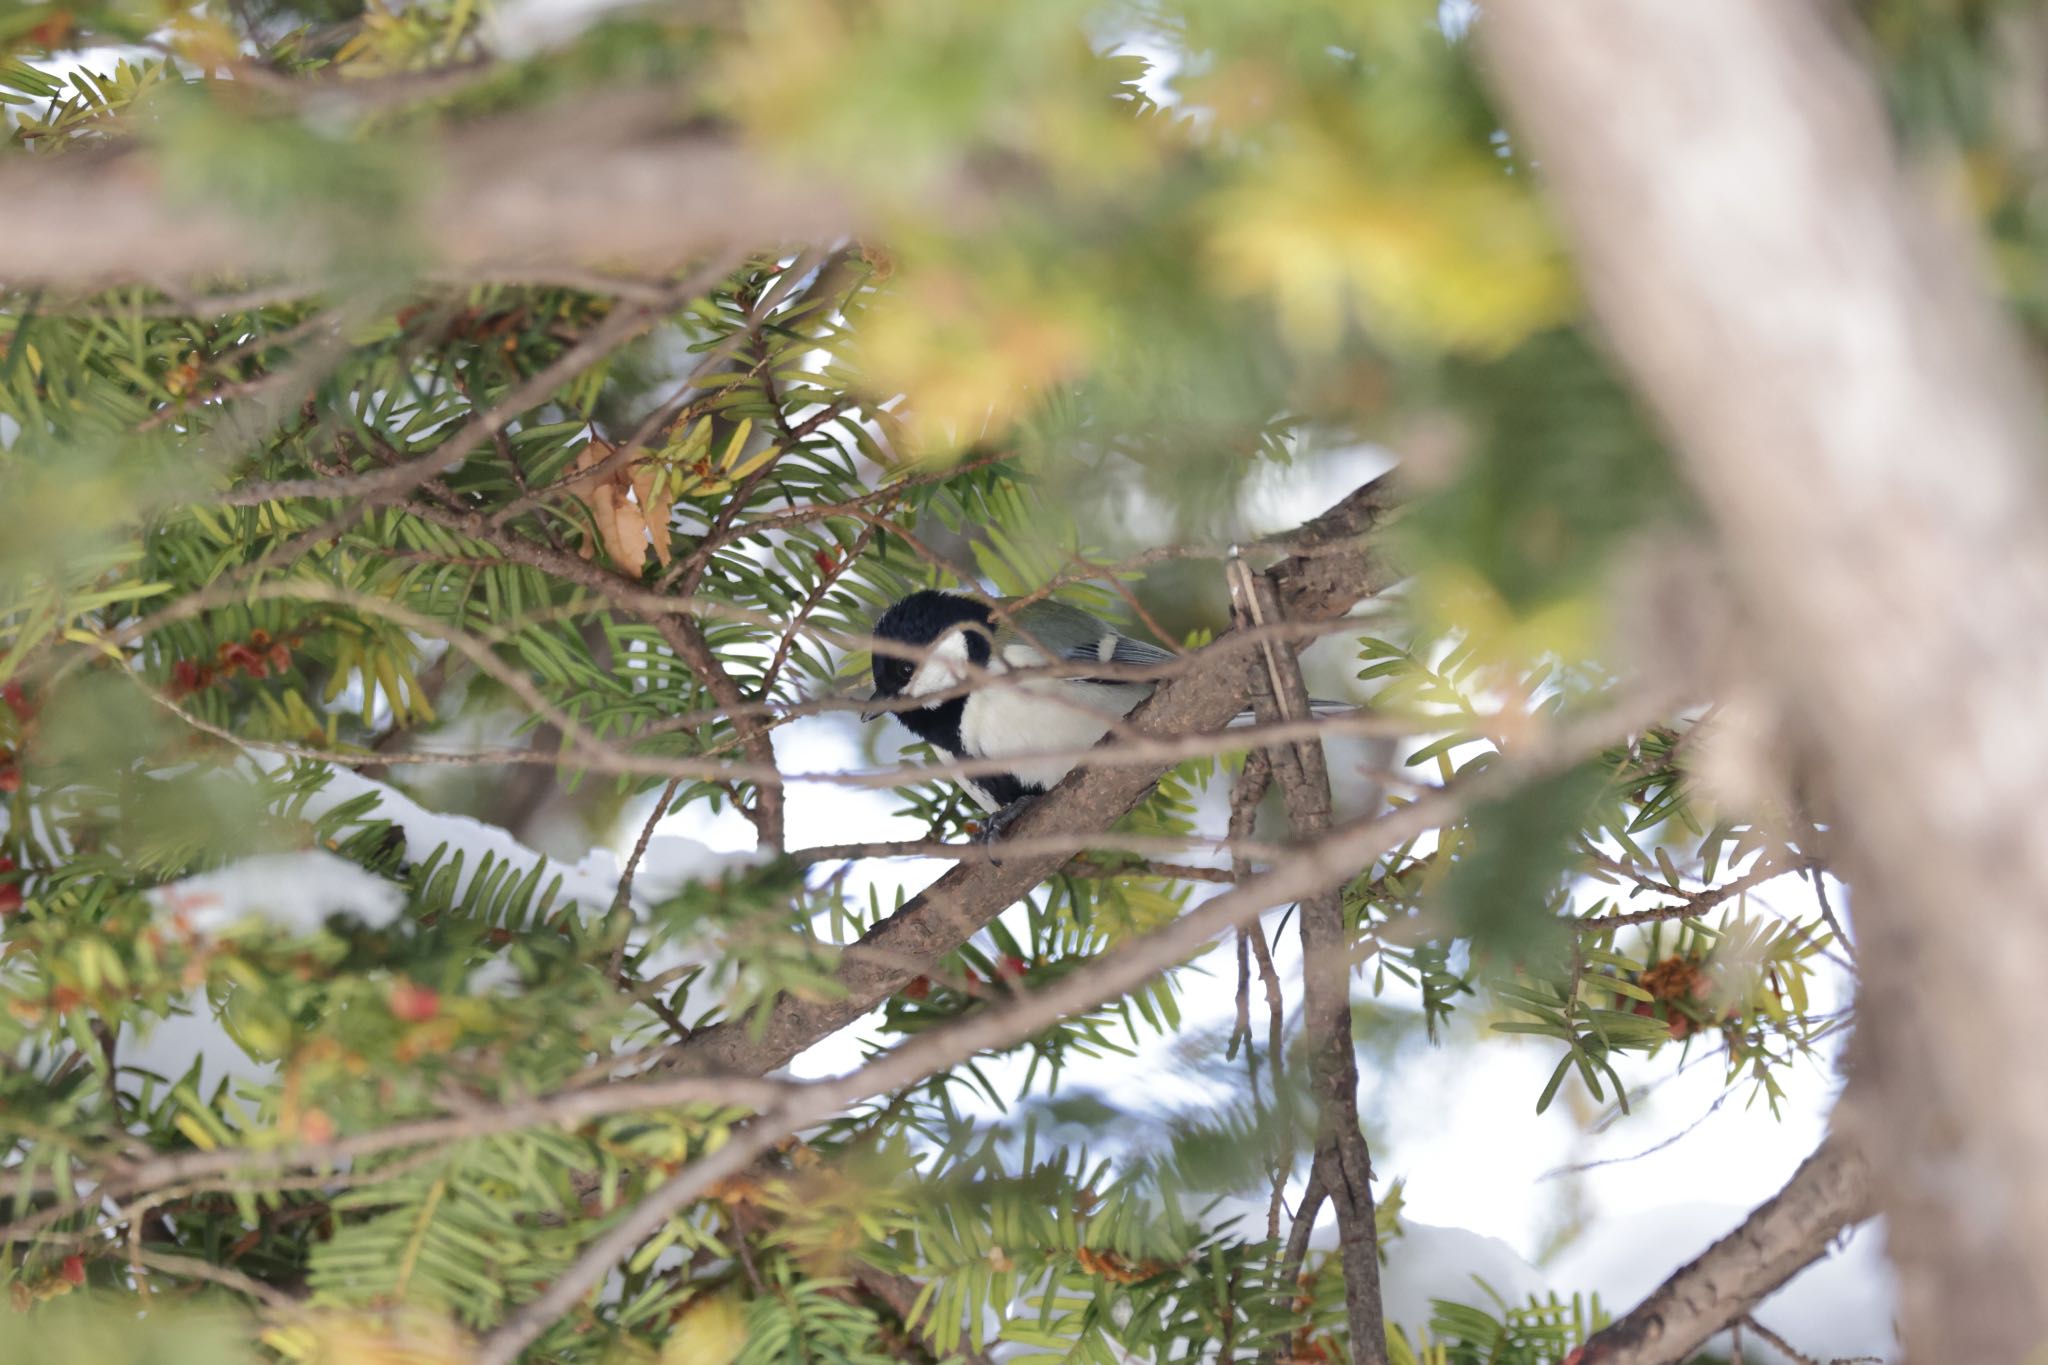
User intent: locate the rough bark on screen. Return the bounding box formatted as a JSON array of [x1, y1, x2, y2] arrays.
[[1483, 1, 2048, 1353]]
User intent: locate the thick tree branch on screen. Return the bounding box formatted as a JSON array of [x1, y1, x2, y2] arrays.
[[658, 477, 1402, 1080], [1569, 1134, 1874, 1365], [0, 99, 861, 292], [1483, 2, 2048, 1351]]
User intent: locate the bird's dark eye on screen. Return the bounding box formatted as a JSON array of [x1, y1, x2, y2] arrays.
[[876, 657, 914, 693]]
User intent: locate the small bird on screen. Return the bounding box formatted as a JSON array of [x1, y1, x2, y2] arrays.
[[861, 589, 1341, 827]]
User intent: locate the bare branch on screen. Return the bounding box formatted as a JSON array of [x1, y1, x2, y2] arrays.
[[0, 100, 858, 292], [1740, 1316, 1820, 1365], [161, 684, 1416, 794], [656, 611, 786, 848], [1232, 561, 1387, 1365], [1573, 859, 1801, 932], [1569, 1135, 1873, 1365]]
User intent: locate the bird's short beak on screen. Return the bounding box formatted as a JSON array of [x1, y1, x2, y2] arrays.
[[859, 690, 885, 723]]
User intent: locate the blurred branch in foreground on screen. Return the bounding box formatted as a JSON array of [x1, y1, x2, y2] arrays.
[[0, 96, 861, 292], [1486, 0, 2048, 1354]]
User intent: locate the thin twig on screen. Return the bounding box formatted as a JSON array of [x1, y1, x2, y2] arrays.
[[1808, 867, 1855, 961], [1539, 1089, 1733, 1181], [215, 263, 728, 507], [1574, 860, 1799, 931], [1231, 558, 1388, 1365], [473, 1118, 793, 1365], [128, 1248, 304, 1312], [1741, 1315, 1821, 1365], [614, 779, 683, 915], [1278, 1162, 1330, 1299]]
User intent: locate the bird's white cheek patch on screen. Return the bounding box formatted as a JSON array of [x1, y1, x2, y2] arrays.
[[907, 630, 977, 698]]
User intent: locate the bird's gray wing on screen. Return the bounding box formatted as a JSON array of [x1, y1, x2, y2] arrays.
[[999, 599, 1177, 677]]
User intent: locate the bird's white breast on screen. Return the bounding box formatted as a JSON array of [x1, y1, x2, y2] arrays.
[[961, 642, 1152, 791]]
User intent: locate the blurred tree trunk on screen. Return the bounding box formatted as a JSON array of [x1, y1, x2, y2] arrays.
[[1484, 0, 2048, 1354]]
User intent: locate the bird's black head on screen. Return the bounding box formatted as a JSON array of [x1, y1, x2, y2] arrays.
[[868, 590, 995, 701]]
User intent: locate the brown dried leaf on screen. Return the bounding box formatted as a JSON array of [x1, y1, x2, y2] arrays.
[[631, 461, 674, 566], [575, 452, 627, 569], [607, 488, 650, 571], [568, 438, 632, 567], [567, 438, 613, 510], [570, 437, 610, 482]]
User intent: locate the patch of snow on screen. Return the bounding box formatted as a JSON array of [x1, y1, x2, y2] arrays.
[[1208, 1188, 1552, 1339], [260, 754, 628, 913], [486, 0, 645, 54], [117, 990, 276, 1094], [1380, 1220, 1549, 1338], [632, 835, 771, 904], [153, 850, 404, 935], [1239, 442, 1397, 539], [465, 957, 523, 995]]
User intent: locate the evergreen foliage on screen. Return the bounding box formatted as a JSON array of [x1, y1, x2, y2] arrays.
[[4, 0, 2020, 1360]]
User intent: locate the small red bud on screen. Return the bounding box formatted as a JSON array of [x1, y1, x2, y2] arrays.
[[299, 1108, 336, 1144], [389, 980, 441, 1022], [60, 1255, 84, 1286], [902, 975, 931, 1001], [26, 11, 74, 48]]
